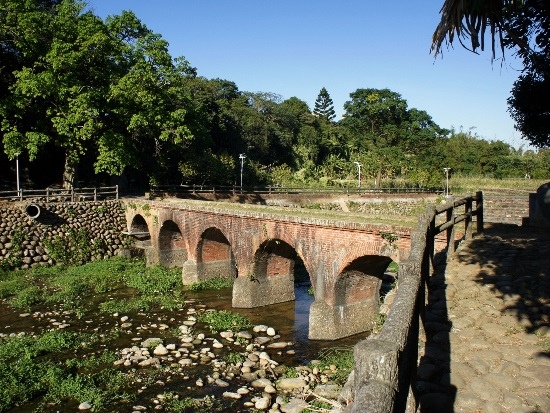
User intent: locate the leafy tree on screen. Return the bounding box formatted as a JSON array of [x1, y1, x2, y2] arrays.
[[313, 87, 336, 121], [1, 0, 118, 188], [432, 0, 550, 148]]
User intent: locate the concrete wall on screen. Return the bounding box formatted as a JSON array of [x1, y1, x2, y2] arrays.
[[0, 200, 128, 269]]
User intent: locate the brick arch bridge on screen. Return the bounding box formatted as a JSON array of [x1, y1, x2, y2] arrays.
[[123, 200, 419, 340]]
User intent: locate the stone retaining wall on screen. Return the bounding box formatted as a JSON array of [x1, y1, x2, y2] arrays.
[[0, 200, 128, 270], [483, 195, 529, 225]]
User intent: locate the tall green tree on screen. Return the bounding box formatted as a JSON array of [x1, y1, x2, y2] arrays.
[[1, 0, 118, 188], [313, 87, 336, 122]]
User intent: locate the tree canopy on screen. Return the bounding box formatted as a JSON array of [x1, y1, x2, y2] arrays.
[[1, 0, 547, 191], [432, 0, 550, 148], [313, 87, 336, 122]]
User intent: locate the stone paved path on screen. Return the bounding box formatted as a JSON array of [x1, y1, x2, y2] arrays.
[[417, 223, 550, 413]]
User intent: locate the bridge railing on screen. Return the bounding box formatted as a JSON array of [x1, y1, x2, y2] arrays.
[[0, 186, 119, 202], [350, 192, 483, 413], [150, 184, 442, 196]]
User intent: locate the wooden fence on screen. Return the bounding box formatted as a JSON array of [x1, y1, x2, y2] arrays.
[[350, 192, 483, 412], [0, 186, 119, 202], [150, 184, 442, 196]]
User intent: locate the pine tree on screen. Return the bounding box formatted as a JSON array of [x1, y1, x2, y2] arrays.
[[313, 87, 336, 121]]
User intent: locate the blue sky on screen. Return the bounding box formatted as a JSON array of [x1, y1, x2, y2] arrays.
[[89, 0, 531, 150]]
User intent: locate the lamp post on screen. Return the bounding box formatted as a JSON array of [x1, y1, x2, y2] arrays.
[[443, 167, 450, 197], [239, 154, 246, 191], [353, 161, 362, 188], [15, 153, 20, 195]]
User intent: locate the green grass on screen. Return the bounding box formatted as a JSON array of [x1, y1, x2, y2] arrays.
[[0, 257, 185, 314], [450, 175, 546, 196], [197, 310, 252, 334], [187, 277, 234, 291], [315, 347, 354, 386], [0, 330, 130, 413]]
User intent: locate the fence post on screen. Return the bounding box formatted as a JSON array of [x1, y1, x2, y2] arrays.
[[446, 203, 457, 255], [116, 185, 119, 200], [476, 191, 484, 234], [94, 188, 97, 202], [465, 198, 473, 240], [71, 188, 75, 202], [46, 188, 50, 202], [19, 189, 23, 201]]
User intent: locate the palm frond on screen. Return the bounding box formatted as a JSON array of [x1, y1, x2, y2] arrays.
[[431, 0, 525, 58]]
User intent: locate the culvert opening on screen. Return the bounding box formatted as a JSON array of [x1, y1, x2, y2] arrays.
[[25, 204, 41, 219]]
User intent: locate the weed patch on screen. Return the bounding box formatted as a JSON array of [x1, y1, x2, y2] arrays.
[[187, 277, 233, 291], [198, 310, 252, 334]]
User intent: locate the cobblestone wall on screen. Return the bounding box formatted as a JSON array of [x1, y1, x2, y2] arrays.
[[0, 200, 128, 270], [483, 195, 529, 225]]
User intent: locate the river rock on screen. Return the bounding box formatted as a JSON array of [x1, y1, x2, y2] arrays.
[[266, 327, 276, 336], [78, 402, 92, 410], [267, 341, 290, 349], [255, 396, 271, 410], [223, 392, 242, 399], [153, 344, 169, 356], [277, 378, 308, 390], [220, 331, 234, 339], [252, 378, 273, 389], [280, 397, 309, 413]]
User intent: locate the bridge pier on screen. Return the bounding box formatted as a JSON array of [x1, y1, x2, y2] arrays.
[[182, 259, 236, 284], [232, 274, 295, 308], [309, 299, 378, 340], [158, 248, 187, 268]]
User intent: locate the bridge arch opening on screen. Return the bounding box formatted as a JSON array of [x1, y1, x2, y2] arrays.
[[253, 239, 297, 281], [158, 220, 187, 268], [129, 214, 151, 249], [197, 227, 236, 280], [336, 255, 393, 306], [331, 255, 394, 335]]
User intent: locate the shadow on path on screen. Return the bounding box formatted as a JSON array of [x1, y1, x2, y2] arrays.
[[456, 223, 550, 339]]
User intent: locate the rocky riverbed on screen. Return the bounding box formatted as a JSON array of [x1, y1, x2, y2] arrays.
[[0, 287, 354, 413]]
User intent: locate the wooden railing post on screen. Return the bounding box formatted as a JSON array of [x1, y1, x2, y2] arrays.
[[476, 191, 484, 234], [465, 198, 473, 240], [94, 188, 97, 201], [115, 185, 119, 200]]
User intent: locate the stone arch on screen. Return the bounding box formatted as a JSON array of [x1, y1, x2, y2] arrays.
[[129, 214, 151, 248], [233, 238, 297, 308], [195, 227, 236, 280], [253, 238, 297, 281], [335, 255, 393, 306], [158, 220, 187, 268], [309, 255, 394, 339]]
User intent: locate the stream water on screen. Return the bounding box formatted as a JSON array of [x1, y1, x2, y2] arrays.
[[0, 272, 369, 412]]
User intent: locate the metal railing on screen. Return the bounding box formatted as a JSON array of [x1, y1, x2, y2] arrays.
[[0, 186, 119, 202], [351, 192, 483, 412], [150, 184, 443, 196]]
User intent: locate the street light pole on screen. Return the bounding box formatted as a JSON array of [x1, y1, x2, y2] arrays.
[[239, 154, 246, 191], [16, 153, 20, 195], [443, 167, 450, 197], [353, 162, 362, 188]]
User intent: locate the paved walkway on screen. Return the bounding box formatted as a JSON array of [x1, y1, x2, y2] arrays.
[[417, 223, 550, 413]]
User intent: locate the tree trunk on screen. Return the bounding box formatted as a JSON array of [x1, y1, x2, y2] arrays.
[[376, 165, 382, 189], [63, 153, 78, 189]]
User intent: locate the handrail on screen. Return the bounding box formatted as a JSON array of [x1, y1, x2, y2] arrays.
[[0, 185, 119, 202], [150, 184, 443, 196], [351, 191, 483, 412]]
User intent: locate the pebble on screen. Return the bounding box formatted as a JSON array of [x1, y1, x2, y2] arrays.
[[78, 401, 92, 410]]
